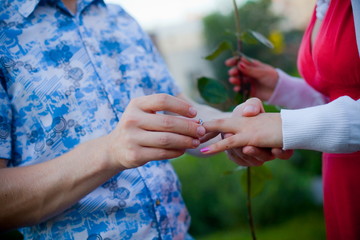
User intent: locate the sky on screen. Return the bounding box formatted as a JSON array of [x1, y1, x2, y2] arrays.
[[105, 0, 237, 30]]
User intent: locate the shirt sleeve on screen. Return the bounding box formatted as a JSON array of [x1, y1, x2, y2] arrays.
[[281, 96, 360, 153], [267, 69, 328, 109], [0, 81, 12, 160]]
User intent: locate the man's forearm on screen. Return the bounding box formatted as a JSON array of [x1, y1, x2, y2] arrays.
[[0, 135, 119, 230]]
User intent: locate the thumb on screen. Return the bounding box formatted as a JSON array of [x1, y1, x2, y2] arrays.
[[232, 98, 265, 117]]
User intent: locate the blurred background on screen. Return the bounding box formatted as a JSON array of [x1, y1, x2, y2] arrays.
[[3, 0, 326, 239]]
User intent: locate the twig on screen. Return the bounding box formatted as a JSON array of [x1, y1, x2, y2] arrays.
[[233, 1, 256, 240]]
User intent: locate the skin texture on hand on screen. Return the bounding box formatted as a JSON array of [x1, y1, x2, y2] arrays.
[[106, 94, 205, 169], [226, 57, 279, 101], [200, 98, 292, 166]]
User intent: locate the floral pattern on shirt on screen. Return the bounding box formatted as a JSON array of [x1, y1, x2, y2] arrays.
[[0, 0, 192, 239]]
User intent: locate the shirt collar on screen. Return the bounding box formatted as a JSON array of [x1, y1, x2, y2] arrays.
[[16, 0, 41, 18], [13, 0, 106, 18]]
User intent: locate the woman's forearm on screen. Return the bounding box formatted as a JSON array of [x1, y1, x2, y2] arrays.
[[267, 69, 328, 109]]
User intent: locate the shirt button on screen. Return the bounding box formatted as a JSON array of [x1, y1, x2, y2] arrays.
[[155, 199, 161, 206]]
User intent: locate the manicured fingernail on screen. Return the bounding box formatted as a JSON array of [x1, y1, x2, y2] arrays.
[[200, 147, 210, 153], [189, 107, 197, 116], [244, 105, 255, 113], [239, 63, 246, 69], [197, 126, 206, 136], [192, 139, 200, 147]]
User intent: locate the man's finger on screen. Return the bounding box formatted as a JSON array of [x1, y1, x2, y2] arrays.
[[139, 131, 200, 149], [134, 94, 197, 118], [227, 149, 265, 166], [272, 148, 294, 160], [142, 114, 205, 138], [199, 132, 220, 143], [242, 146, 275, 162]]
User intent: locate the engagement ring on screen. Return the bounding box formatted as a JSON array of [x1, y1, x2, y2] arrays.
[[199, 119, 204, 125]]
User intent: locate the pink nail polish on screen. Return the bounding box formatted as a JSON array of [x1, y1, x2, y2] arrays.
[[200, 147, 210, 153]]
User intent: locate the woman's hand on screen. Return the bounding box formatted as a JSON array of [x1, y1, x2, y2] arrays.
[[200, 98, 292, 166], [226, 56, 279, 101], [222, 98, 292, 166], [106, 94, 205, 170], [201, 112, 283, 155]]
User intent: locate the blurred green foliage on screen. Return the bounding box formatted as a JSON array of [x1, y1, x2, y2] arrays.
[[198, 211, 325, 240], [172, 153, 322, 237]]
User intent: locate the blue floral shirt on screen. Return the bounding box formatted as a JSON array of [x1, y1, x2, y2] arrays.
[[0, 0, 192, 239]]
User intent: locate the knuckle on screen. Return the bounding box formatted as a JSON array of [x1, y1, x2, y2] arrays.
[[159, 135, 171, 147], [130, 97, 142, 106], [156, 94, 169, 108], [158, 149, 170, 159], [126, 149, 140, 164], [226, 137, 236, 146], [213, 118, 225, 127], [122, 115, 139, 128], [184, 137, 195, 148], [186, 122, 197, 136], [161, 116, 174, 129]]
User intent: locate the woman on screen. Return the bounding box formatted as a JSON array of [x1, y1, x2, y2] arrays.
[[201, 0, 360, 239]]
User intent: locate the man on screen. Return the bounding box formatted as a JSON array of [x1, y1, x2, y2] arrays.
[[0, 0, 289, 238]]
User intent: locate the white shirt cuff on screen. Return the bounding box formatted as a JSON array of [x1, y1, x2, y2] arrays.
[[281, 96, 360, 153]]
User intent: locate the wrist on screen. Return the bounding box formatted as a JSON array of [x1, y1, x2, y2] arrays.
[[89, 134, 126, 173]]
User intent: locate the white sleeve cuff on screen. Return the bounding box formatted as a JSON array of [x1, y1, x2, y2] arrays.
[[267, 69, 328, 109], [281, 96, 360, 153]]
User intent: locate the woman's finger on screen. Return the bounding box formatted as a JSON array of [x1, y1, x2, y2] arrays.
[[225, 56, 240, 67], [228, 67, 240, 76], [229, 76, 241, 85]]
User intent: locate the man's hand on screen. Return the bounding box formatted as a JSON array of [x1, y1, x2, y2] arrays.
[[106, 94, 206, 170]]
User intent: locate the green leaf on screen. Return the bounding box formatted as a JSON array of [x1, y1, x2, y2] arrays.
[[197, 77, 229, 104], [241, 30, 274, 49], [241, 166, 272, 198], [204, 41, 233, 61]]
